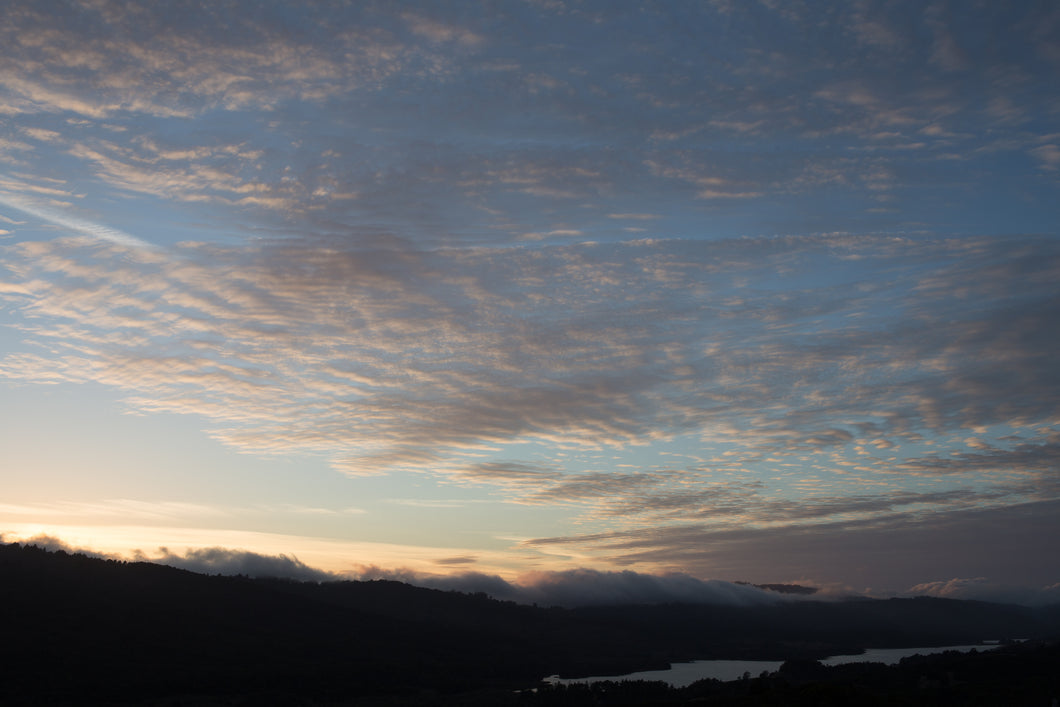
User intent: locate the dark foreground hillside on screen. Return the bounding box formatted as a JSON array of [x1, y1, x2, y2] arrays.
[[2, 542, 1058, 705]]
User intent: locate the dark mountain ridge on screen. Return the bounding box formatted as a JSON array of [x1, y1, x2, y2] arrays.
[[2, 542, 1057, 704]]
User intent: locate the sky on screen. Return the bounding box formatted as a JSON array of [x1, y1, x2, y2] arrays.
[[1, 0, 1059, 605]]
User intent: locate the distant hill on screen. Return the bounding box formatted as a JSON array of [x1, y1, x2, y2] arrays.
[[2, 542, 1057, 705]]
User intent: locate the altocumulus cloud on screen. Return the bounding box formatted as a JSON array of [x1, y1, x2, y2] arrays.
[[2, 232, 1059, 588], [3, 234, 1058, 477], [1, 0, 1059, 592]]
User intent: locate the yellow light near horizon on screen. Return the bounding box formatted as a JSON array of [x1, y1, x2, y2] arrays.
[[0, 523, 543, 579]]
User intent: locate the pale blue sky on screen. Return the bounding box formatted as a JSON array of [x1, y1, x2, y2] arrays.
[[1, 0, 1058, 599]]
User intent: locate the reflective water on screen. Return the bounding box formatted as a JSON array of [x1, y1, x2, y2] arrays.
[[821, 645, 984, 666], [544, 644, 988, 688]]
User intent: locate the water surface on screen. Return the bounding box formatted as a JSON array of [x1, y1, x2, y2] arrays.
[[545, 644, 989, 688]]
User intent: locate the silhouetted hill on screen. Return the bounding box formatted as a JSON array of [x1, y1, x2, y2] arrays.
[[2, 542, 1057, 705]]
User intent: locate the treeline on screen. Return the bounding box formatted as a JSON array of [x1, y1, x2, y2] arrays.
[[1, 542, 1058, 705]]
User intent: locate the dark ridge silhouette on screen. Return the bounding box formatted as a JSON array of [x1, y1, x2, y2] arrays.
[[2, 542, 1058, 705]]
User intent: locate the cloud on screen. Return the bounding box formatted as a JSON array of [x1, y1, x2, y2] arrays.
[[455, 461, 563, 487], [8, 533, 1055, 607], [63, 142, 292, 210], [510, 568, 785, 607], [2, 1, 1056, 247], [0, 2, 431, 118], [0, 534, 333, 582], [0, 533, 117, 559], [907, 577, 1060, 607], [895, 440, 1060, 476], [403, 12, 484, 46], [2, 1, 1059, 590], [524, 500, 1060, 593], [139, 546, 336, 582], [0, 189, 154, 249], [1031, 144, 1060, 171], [2, 234, 1058, 518], [926, 7, 970, 73], [353, 565, 787, 607], [433, 555, 478, 566]]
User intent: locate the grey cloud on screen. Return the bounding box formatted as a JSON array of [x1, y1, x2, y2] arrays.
[[896, 441, 1060, 477], [3, 533, 779, 606], [0, 533, 116, 559], [525, 471, 670, 504], [432, 555, 478, 566], [455, 461, 563, 486], [525, 500, 1060, 593], [521, 473, 763, 521], [0, 535, 337, 584], [2, 0, 1057, 596], [140, 546, 335, 582], [754, 488, 1012, 523], [0, 2, 433, 118], [926, 10, 969, 73], [512, 568, 785, 607], [1, 535, 326, 583], [906, 577, 1060, 607], [10, 533, 1057, 607], [3, 233, 1058, 491], [354, 565, 786, 607], [1, 0, 1054, 249], [353, 565, 517, 598], [593, 485, 760, 520], [517, 482, 1029, 540]]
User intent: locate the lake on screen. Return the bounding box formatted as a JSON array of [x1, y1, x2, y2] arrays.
[[543, 644, 989, 688]]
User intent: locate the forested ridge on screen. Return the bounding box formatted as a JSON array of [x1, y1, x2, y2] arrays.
[[2, 542, 1057, 705]]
